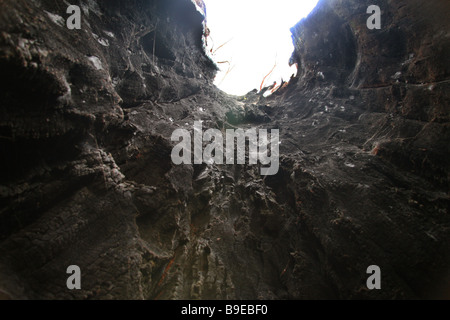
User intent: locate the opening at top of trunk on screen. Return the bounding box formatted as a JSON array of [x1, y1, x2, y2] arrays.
[[202, 0, 319, 96]]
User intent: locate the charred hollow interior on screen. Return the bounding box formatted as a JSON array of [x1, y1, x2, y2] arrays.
[[0, 0, 449, 300]]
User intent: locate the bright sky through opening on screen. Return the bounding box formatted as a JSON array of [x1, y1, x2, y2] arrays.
[[202, 0, 319, 96]]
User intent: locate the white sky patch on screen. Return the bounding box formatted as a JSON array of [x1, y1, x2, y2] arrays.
[[203, 0, 319, 96]]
